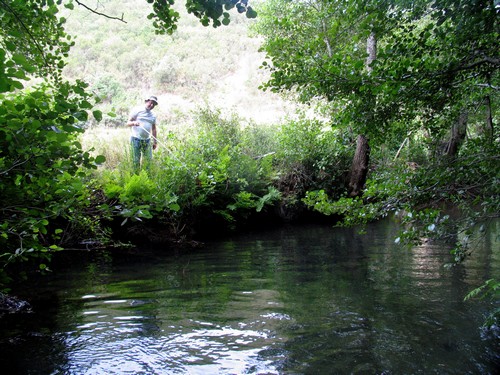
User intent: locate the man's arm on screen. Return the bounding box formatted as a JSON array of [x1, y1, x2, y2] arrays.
[[152, 123, 157, 150], [127, 110, 139, 127], [127, 117, 139, 127]]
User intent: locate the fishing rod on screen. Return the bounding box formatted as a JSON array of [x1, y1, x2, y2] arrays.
[[137, 123, 165, 149], [136, 123, 193, 173]]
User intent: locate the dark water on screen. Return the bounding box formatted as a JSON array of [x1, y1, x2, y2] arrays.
[[1, 219, 499, 374]]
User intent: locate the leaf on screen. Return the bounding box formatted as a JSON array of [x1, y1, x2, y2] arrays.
[[95, 155, 106, 164], [246, 7, 257, 19], [93, 110, 103, 122], [169, 203, 181, 212], [11, 80, 24, 90], [12, 54, 28, 66], [4, 41, 17, 52]]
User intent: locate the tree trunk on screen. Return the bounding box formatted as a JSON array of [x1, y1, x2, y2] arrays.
[[346, 32, 375, 197], [485, 95, 494, 139], [445, 110, 468, 157], [366, 32, 376, 72], [348, 134, 370, 197]]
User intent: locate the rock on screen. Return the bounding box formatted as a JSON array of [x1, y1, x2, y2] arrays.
[[0, 293, 32, 316]]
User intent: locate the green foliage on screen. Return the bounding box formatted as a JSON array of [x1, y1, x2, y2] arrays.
[[122, 171, 157, 202], [303, 135, 499, 249], [171, 108, 280, 225], [92, 74, 127, 108], [304, 192, 368, 220], [254, 0, 498, 326], [464, 279, 500, 328], [0, 0, 73, 88], [254, 0, 498, 140], [0, 0, 110, 286], [96, 107, 280, 234], [253, 0, 375, 120], [273, 116, 352, 209], [147, 0, 257, 34], [100, 168, 180, 226], [0, 85, 107, 283]]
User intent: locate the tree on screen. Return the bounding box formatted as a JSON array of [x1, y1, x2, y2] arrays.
[[253, 0, 390, 196], [371, 0, 498, 156], [254, 0, 498, 147], [0, 0, 73, 89], [0, 0, 105, 285], [254, 0, 498, 250], [273, 0, 497, 324]]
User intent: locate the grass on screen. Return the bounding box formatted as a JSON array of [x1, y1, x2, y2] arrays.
[[80, 126, 131, 170]]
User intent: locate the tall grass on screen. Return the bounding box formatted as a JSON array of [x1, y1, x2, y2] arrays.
[[80, 126, 131, 170]]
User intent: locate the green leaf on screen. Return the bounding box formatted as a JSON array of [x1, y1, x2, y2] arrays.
[[246, 7, 257, 19], [12, 54, 28, 66], [169, 203, 181, 212], [4, 41, 17, 52], [95, 155, 106, 164], [11, 80, 24, 90], [93, 110, 103, 122]]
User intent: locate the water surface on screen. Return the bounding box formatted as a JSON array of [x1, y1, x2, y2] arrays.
[[1, 219, 498, 374]]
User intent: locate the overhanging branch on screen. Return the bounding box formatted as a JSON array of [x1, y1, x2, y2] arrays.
[[75, 0, 127, 23]]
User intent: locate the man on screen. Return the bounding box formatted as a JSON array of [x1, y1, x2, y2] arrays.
[[127, 95, 158, 171]]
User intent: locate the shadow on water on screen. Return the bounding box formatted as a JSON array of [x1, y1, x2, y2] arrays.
[[0, 219, 498, 374]]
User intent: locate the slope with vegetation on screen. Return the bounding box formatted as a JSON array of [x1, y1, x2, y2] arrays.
[[61, 0, 294, 126]]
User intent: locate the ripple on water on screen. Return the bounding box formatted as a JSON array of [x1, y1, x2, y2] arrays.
[[64, 322, 283, 374]]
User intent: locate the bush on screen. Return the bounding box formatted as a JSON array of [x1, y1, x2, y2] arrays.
[[0, 84, 106, 285], [93, 106, 281, 236], [274, 116, 352, 202]]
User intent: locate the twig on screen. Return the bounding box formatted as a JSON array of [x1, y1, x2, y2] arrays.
[[75, 0, 127, 23]]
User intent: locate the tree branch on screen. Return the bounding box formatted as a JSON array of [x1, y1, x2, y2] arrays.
[[75, 0, 127, 23]]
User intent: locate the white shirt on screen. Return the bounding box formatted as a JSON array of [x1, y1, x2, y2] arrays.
[[129, 106, 156, 140]]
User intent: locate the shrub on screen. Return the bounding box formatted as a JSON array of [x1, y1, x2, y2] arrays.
[[0, 84, 106, 285]]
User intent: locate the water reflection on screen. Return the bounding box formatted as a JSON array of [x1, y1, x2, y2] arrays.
[[0, 219, 498, 374]]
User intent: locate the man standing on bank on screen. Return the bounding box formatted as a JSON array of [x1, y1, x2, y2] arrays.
[[127, 95, 158, 171]]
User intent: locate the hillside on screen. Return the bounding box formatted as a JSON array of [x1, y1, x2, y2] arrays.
[[61, 0, 296, 127]]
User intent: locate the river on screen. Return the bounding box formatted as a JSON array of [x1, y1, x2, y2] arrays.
[[1, 219, 498, 374]]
